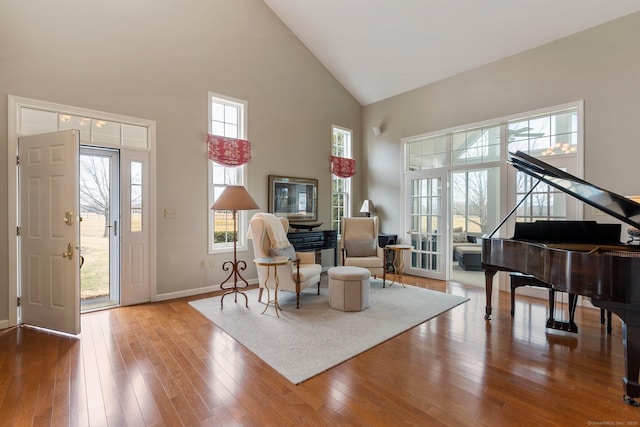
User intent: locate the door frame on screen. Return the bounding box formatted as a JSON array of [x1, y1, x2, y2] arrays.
[[7, 95, 157, 329]]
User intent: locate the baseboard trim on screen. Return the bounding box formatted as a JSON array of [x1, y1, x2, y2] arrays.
[[0, 319, 9, 330], [153, 279, 259, 302]]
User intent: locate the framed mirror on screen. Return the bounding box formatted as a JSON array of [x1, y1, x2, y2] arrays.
[[268, 175, 318, 222]]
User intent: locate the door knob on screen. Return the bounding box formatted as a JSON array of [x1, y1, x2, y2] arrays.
[[62, 243, 74, 260]]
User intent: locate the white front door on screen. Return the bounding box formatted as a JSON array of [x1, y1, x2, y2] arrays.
[[19, 130, 80, 335]]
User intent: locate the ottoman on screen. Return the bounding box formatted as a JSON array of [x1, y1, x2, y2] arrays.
[[328, 266, 370, 312], [454, 245, 483, 271]]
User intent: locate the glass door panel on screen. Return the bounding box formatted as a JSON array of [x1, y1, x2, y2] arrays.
[[450, 167, 500, 287], [79, 147, 120, 311]]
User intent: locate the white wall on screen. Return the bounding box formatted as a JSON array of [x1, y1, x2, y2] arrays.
[[0, 0, 362, 319], [363, 12, 640, 237]]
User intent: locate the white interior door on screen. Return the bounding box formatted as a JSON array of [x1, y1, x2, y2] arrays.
[[19, 130, 80, 335], [404, 171, 449, 280]]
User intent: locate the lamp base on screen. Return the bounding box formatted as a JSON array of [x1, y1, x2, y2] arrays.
[[220, 259, 250, 308]]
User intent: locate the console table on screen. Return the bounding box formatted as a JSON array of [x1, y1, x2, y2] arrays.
[[287, 229, 338, 266]]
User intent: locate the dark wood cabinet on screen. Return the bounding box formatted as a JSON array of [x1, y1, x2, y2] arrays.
[[287, 229, 338, 266]]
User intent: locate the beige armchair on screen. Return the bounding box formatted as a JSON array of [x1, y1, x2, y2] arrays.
[[341, 217, 386, 284], [248, 214, 322, 308]]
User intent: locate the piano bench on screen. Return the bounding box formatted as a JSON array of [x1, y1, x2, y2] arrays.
[[509, 273, 552, 317]]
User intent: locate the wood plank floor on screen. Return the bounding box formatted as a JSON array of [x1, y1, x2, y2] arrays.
[[1, 275, 639, 426]]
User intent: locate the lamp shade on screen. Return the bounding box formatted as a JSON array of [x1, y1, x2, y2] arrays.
[[360, 199, 376, 214], [211, 185, 259, 211]]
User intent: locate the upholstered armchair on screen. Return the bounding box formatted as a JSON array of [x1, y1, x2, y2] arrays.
[[248, 214, 322, 308], [340, 217, 386, 284]]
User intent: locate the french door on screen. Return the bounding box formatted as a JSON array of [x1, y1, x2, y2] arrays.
[[404, 171, 449, 280]]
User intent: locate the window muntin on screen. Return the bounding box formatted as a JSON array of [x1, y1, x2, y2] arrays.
[[405, 107, 579, 172], [451, 125, 500, 166], [508, 109, 578, 156], [208, 93, 247, 253], [405, 135, 447, 171], [331, 126, 352, 235], [515, 171, 567, 222], [130, 161, 143, 232]]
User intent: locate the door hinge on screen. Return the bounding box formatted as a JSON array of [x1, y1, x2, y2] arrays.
[[17, 297, 20, 307], [17, 226, 20, 236], [16, 155, 20, 165]]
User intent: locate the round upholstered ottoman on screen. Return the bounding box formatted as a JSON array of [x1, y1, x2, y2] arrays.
[[328, 266, 370, 312]]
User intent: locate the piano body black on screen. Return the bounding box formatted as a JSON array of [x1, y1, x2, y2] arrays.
[[482, 151, 640, 406]]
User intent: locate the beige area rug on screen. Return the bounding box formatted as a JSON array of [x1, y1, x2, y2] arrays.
[[189, 279, 469, 384]]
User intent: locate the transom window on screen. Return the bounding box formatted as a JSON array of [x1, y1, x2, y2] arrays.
[[451, 125, 500, 166], [20, 107, 149, 149], [508, 109, 578, 157], [208, 93, 247, 254]]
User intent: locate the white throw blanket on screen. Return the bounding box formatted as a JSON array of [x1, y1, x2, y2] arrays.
[[250, 212, 290, 249]]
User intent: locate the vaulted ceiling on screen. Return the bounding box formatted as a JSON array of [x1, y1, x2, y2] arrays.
[[264, 0, 640, 106]]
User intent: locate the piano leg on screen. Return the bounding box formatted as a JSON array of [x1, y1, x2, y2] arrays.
[[566, 293, 578, 333], [484, 269, 497, 320], [622, 319, 640, 406], [592, 301, 640, 406]]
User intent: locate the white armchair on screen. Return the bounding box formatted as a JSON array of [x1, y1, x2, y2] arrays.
[[341, 217, 386, 284], [248, 214, 322, 308]]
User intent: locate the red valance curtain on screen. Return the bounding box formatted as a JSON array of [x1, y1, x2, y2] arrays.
[[330, 155, 356, 178], [207, 134, 252, 166]]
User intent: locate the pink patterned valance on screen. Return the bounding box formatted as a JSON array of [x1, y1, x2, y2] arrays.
[[207, 134, 252, 167], [330, 155, 356, 178]]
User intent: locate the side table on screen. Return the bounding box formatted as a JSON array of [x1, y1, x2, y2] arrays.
[[384, 244, 413, 288], [253, 256, 291, 317]]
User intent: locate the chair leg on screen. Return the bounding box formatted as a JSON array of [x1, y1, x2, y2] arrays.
[[258, 288, 263, 302], [296, 292, 300, 309], [317, 281, 320, 295], [382, 270, 386, 288]]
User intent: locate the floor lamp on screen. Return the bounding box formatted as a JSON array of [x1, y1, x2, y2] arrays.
[[211, 185, 259, 308]]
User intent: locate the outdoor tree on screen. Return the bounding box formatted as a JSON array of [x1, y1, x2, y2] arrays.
[[80, 155, 111, 237], [452, 170, 488, 233]]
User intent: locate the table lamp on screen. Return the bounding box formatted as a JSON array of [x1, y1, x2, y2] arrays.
[[360, 199, 376, 217], [211, 185, 259, 308]]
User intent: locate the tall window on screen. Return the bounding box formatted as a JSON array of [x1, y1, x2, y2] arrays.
[[208, 93, 247, 253], [509, 108, 578, 223], [331, 126, 352, 235]]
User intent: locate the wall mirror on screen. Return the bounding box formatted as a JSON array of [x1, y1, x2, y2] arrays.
[[268, 175, 318, 222]]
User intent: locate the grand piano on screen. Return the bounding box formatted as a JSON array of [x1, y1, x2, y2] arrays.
[[482, 151, 640, 406]]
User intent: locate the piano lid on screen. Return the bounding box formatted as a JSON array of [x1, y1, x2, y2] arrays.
[[509, 151, 640, 230]]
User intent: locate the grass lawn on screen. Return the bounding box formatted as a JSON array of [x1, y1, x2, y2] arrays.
[[80, 213, 109, 300]]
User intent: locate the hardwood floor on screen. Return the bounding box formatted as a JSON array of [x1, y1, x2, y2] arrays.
[[1, 275, 639, 426]]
